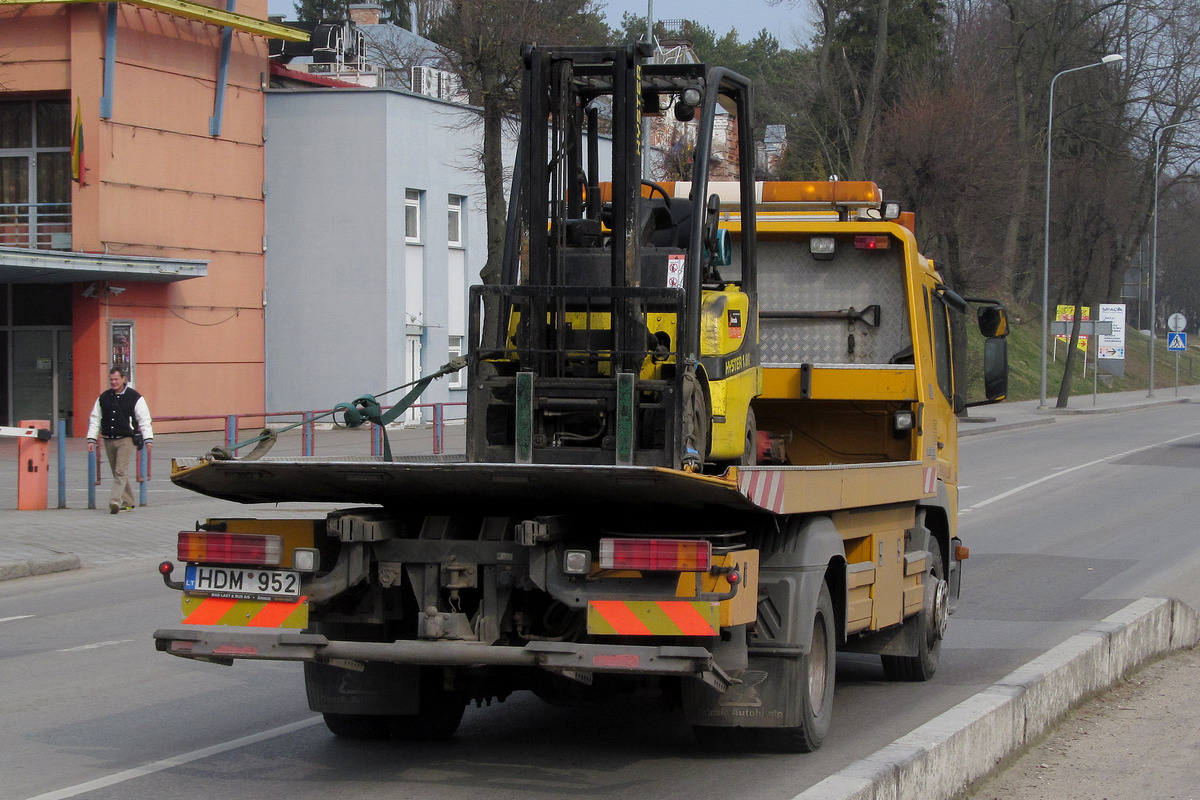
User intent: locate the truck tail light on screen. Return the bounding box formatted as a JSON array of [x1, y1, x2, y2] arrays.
[[854, 235, 890, 250], [599, 538, 711, 571], [177, 532, 282, 566]]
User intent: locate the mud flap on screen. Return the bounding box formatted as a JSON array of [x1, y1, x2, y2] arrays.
[[304, 661, 421, 716], [681, 654, 804, 728]]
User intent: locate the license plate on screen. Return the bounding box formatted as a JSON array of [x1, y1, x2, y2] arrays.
[[184, 564, 301, 600]]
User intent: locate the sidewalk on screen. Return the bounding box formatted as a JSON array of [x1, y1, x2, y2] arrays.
[[0, 422, 465, 580]]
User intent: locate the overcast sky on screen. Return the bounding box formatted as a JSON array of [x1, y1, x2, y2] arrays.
[[267, 0, 813, 46], [602, 0, 812, 44]]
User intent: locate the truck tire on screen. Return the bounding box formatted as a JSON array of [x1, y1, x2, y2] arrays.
[[881, 547, 946, 681], [386, 668, 466, 741], [763, 581, 836, 753], [322, 713, 390, 739]]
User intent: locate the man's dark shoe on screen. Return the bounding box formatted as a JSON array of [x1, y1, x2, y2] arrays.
[[109, 500, 120, 514]]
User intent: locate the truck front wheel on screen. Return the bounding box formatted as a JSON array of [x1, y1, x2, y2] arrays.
[[881, 547, 946, 681], [763, 581, 836, 753]]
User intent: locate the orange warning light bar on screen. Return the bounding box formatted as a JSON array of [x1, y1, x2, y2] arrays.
[[761, 181, 882, 206]]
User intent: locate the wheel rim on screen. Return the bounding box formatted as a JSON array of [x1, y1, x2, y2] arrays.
[[925, 573, 949, 646], [808, 615, 829, 710]]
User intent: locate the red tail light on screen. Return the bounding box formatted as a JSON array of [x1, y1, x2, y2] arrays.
[[177, 532, 282, 566], [854, 235, 890, 250], [599, 538, 711, 571]]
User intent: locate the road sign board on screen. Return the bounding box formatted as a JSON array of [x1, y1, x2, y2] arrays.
[[1167, 313, 1187, 332], [1167, 332, 1188, 352], [1049, 321, 1113, 336]]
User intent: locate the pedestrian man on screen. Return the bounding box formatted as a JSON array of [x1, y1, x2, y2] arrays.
[[87, 367, 153, 513]]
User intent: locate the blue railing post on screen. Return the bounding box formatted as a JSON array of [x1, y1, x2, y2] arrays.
[[57, 419, 67, 508], [225, 414, 237, 447], [87, 447, 97, 509], [303, 412, 315, 456], [370, 423, 382, 457], [138, 443, 150, 507]]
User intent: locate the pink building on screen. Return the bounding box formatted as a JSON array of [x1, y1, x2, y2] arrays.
[[1, 0, 302, 435]]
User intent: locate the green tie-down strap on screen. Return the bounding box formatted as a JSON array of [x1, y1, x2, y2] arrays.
[[333, 356, 467, 461], [208, 358, 467, 463]]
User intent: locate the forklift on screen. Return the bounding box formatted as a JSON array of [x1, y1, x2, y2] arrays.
[[467, 44, 760, 471]]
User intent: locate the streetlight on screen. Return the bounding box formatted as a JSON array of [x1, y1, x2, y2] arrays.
[[1148, 120, 1194, 397], [1040, 53, 1124, 408]]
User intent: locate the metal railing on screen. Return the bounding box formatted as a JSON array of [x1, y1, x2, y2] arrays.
[[68, 402, 464, 509], [0, 202, 72, 250], [159, 401, 465, 457]]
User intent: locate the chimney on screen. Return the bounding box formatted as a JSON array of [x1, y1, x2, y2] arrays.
[[348, 3, 381, 25]]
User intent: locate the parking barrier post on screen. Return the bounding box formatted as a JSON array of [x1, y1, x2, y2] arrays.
[[57, 419, 67, 508]]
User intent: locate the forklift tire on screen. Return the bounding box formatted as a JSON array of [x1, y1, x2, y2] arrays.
[[762, 581, 836, 753], [716, 407, 758, 471], [881, 547, 946, 681], [681, 372, 709, 471], [322, 713, 390, 740]]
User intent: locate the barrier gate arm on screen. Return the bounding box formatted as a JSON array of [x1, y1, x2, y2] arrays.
[[1, 425, 52, 441]]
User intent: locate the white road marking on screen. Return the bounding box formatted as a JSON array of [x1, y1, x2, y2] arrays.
[[963, 431, 1200, 512], [23, 717, 323, 800], [0, 615, 35, 623], [55, 640, 135, 653]]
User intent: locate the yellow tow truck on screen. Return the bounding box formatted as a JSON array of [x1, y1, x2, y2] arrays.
[[153, 44, 1007, 751]]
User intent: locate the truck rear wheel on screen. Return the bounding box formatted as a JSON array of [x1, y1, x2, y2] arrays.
[[322, 713, 390, 739], [386, 668, 467, 741], [881, 547, 946, 681], [763, 581, 836, 753]]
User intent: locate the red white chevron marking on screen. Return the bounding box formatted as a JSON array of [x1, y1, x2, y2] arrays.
[[739, 469, 785, 513]]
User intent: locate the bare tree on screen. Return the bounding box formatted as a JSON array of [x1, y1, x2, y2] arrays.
[[428, 0, 609, 290]]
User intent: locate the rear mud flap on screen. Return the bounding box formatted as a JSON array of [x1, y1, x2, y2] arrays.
[[681, 654, 802, 728], [305, 661, 421, 716]]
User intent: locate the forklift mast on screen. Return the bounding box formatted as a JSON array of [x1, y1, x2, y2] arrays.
[[468, 44, 758, 469]]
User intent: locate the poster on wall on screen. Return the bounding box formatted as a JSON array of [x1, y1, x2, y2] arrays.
[[1098, 303, 1126, 377], [111, 321, 134, 385]]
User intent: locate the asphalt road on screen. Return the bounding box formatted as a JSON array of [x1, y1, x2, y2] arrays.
[[3, 401, 1200, 800]]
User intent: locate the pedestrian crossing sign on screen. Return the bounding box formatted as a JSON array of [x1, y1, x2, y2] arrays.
[[1167, 332, 1187, 351]]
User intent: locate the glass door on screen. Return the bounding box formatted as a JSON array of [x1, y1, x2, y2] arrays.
[[12, 329, 53, 425]]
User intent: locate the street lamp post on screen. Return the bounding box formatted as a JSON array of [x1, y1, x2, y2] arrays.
[[1148, 120, 1193, 398], [1040, 54, 1124, 408]]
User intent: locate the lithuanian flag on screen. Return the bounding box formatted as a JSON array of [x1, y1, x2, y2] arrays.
[[71, 97, 85, 185]]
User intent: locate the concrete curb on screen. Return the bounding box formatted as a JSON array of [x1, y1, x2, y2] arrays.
[[0, 552, 81, 581], [1051, 396, 1191, 415], [791, 596, 1200, 800], [959, 416, 1054, 436]]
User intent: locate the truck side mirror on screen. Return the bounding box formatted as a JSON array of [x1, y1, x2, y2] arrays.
[[977, 306, 1008, 338], [983, 337, 1008, 401]]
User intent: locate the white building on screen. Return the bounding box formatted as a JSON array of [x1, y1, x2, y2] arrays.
[[264, 85, 489, 423]]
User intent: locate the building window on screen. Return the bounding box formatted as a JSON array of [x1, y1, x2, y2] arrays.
[[405, 188, 422, 243], [0, 98, 71, 250], [448, 335, 464, 389], [447, 195, 464, 247]]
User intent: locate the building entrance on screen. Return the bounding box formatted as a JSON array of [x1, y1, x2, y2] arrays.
[[1, 284, 73, 429]]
